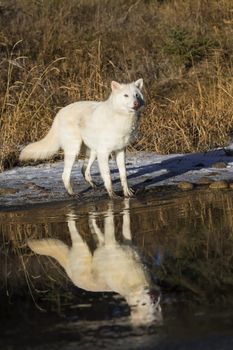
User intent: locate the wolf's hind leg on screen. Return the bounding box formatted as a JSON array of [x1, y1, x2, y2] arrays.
[[89, 214, 104, 246], [81, 148, 97, 188], [62, 141, 82, 195]]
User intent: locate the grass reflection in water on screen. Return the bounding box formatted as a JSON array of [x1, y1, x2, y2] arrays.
[[1, 188, 233, 321]]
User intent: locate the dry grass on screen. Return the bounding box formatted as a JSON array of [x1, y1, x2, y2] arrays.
[[1, 0, 233, 171]]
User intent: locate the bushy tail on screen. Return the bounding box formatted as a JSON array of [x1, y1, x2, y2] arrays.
[[28, 239, 69, 273], [19, 122, 60, 161]]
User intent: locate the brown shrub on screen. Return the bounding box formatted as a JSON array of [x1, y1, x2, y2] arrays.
[[1, 0, 233, 170]]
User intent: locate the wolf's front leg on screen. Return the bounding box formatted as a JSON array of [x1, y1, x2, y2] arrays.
[[116, 150, 134, 197], [97, 152, 117, 198]]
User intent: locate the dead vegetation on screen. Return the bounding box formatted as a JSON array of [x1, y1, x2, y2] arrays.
[[1, 0, 233, 171]]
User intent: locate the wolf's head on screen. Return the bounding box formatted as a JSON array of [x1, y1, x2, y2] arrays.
[[127, 286, 163, 327], [110, 79, 144, 114]]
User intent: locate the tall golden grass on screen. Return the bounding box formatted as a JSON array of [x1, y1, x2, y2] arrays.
[[1, 0, 233, 171]]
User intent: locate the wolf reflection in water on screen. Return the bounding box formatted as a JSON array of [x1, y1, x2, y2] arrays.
[[28, 199, 162, 326]]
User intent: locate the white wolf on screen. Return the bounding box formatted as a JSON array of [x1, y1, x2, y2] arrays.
[[20, 79, 144, 198], [28, 199, 162, 326]]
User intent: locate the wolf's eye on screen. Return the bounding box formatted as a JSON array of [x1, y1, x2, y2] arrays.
[[124, 94, 129, 97], [136, 93, 140, 99]]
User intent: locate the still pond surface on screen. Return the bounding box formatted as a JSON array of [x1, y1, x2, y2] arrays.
[[1, 189, 233, 349]]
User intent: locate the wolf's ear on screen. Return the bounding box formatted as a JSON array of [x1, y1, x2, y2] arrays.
[[111, 81, 122, 91], [134, 78, 143, 90]]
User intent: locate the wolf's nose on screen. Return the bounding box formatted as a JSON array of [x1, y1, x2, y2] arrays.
[[133, 100, 140, 109]]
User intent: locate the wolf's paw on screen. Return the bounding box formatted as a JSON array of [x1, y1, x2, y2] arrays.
[[91, 181, 101, 190], [69, 192, 81, 199], [124, 187, 135, 198]]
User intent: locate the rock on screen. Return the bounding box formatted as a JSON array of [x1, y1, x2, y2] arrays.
[[224, 146, 233, 156], [208, 172, 220, 176], [197, 177, 214, 185], [211, 162, 227, 169], [0, 187, 19, 195], [209, 181, 228, 189], [25, 182, 49, 192], [177, 182, 194, 190]]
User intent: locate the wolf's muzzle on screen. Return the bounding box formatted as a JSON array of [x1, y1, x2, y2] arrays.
[[133, 97, 144, 110]]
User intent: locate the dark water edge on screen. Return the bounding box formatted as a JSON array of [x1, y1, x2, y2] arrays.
[[2, 295, 233, 350], [1, 188, 233, 349]]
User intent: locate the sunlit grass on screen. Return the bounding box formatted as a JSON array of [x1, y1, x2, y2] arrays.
[[1, 0, 233, 170]]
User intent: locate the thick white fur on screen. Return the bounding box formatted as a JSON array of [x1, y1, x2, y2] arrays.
[[28, 199, 162, 326], [20, 79, 144, 197]]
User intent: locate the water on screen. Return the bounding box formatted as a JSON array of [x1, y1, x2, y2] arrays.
[[1, 188, 233, 349]]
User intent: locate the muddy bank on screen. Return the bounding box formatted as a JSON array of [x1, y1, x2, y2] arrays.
[[1, 149, 233, 209]]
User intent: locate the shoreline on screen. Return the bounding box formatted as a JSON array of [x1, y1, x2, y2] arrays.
[[1, 149, 233, 210]]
